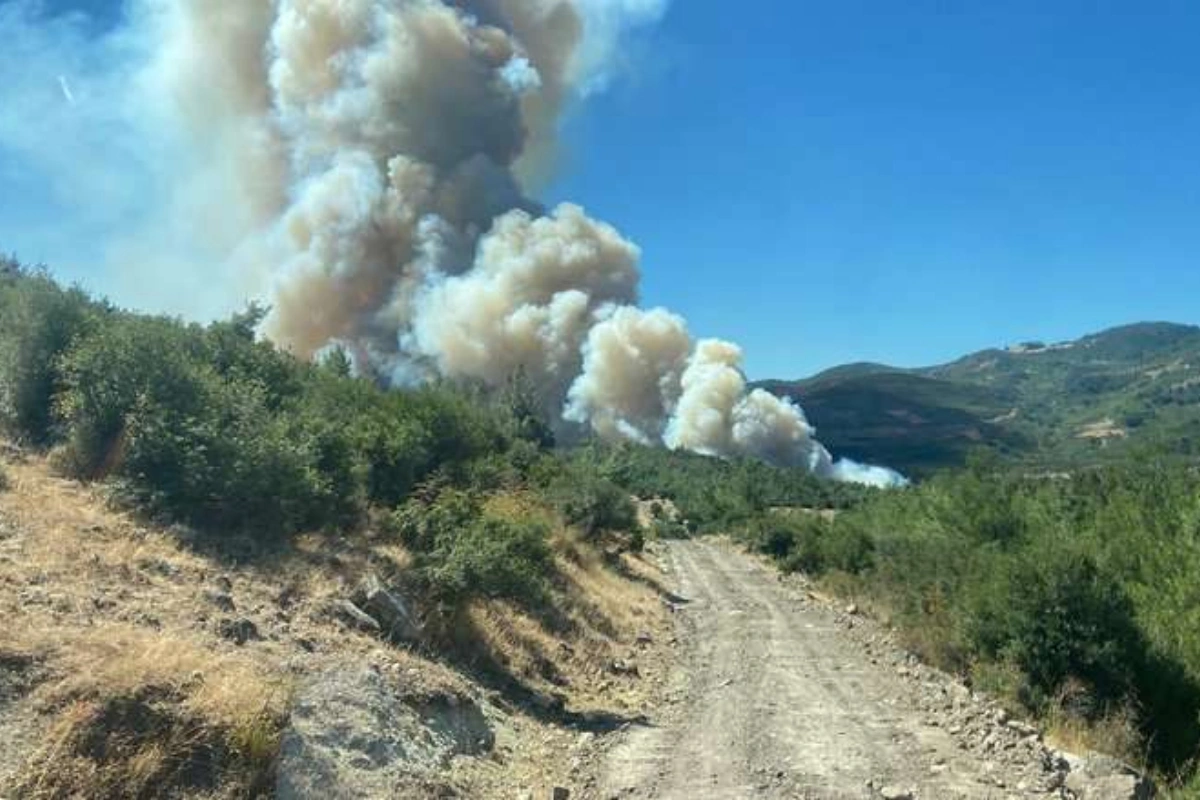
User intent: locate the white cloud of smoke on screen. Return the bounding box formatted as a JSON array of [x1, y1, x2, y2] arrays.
[[0, 0, 905, 487]]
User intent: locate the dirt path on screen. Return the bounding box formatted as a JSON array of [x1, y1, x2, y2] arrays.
[[589, 538, 1074, 800]]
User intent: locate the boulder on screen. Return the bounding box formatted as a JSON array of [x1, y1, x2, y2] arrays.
[[1064, 755, 1155, 800], [276, 668, 494, 799], [351, 574, 422, 643], [328, 599, 381, 634]]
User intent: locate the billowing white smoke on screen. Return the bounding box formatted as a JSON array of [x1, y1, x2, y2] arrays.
[[0, 0, 905, 487]]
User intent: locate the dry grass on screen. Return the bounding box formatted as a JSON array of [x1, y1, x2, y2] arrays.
[[434, 490, 673, 714], [3, 624, 288, 799], [0, 449, 673, 798], [1043, 680, 1145, 767]]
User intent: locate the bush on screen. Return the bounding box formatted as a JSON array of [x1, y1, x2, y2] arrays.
[[758, 462, 1200, 777], [741, 513, 874, 576], [544, 464, 637, 536], [52, 313, 367, 535], [0, 271, 98, 443], [426, 516, 552, 604], [391, 489, 552, 606], [965, 547, 1142, 709], [650, 517, 689, 540], [564, 442, 875, 534]]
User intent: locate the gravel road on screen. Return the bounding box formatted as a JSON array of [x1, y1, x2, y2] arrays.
[[588, 538, 1108, 800]]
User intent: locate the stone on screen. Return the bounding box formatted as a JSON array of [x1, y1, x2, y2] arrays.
[[608, 659, 639, 677], [1063, 755, 1154, 800], [329, 599, 381, 633], [879, 786, 913, 800], [277, 668, 494, 799], [551, 788, 570, 800], [351, 573, 422, 643]]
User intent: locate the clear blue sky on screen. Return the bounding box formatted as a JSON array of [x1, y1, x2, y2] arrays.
[[5, 1, 1200, 379], [548, 1, 1200, 378]]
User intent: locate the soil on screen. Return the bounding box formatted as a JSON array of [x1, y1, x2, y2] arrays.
[[584, 538, 1085, 800]]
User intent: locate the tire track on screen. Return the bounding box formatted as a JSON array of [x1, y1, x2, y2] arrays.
[[592, 539, 1061, 800]]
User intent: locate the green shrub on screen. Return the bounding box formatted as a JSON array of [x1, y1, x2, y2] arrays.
[[964, 547, 1141, 709], [564, 441, 874, 534], [544, 464, 637, 536], [0, 271, 98, 443], [426, 516, 552, 604], [650, 517, 690, 540], [759, 461, 1200, 777], [54, 313, 366, 534], [392, 489, 552, 606], [744, 517, 801, 560]]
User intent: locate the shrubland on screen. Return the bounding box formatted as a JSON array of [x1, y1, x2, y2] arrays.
[[0, 261, 591, 600], [0, 259, 693, 797], [21, 257, 1200, 790], [0, 258, 864, 613], [738, 451, 1200, 790]]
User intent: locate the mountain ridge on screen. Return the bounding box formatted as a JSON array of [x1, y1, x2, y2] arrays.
[[757, 320, 1200, 476]]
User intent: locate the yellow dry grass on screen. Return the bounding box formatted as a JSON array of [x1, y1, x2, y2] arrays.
[[0, 449, 672, 798]]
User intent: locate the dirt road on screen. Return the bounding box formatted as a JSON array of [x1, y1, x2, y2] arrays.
[[590, 538, 1078, 800]]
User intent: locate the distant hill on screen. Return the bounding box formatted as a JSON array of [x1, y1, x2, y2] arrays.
[[758, 322, 1200, 476]]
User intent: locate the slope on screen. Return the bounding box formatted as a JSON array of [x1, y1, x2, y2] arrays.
[[0, 445, 673, 798], [759, 321, 1200, 475]]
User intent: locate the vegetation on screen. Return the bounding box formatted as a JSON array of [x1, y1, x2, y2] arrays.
[[0, 262, 566, 607], [20, 257, 1200, 788], [739, 454, 1200, 787], [0, 260, 746, 617], [561, 442, 873, 534]]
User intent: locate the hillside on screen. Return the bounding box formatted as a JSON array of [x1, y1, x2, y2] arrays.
[[0, 444, 677, 798], [760, 321, 1200, 476], [0, 259, 861, 798]]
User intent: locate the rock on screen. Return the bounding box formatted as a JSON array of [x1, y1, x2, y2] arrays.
[[551, 788, 570, 800], [1006, 718, 1039, 737], [1063, 755, 1155, 800], [218, 617, 260, 645], [879, 786, 913, 800], [329, 599, 382, 634], [846, 603, 860, 616], [351, 574, 422, 643], [635, 632, 653, 646], [277, 668, 494, 800], [608, 659, 639, 677]]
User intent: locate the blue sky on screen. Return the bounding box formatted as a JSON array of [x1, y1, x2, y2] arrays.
[[548, 1, 1200, 377], [4, 1, 1200, 379]]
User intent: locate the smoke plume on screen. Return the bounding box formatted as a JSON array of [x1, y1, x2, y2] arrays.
[[0, 0, 905, 487]]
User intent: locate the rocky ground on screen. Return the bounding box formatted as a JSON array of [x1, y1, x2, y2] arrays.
[[0, 446, 673, 799], [577, 538, 1153, 800]]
